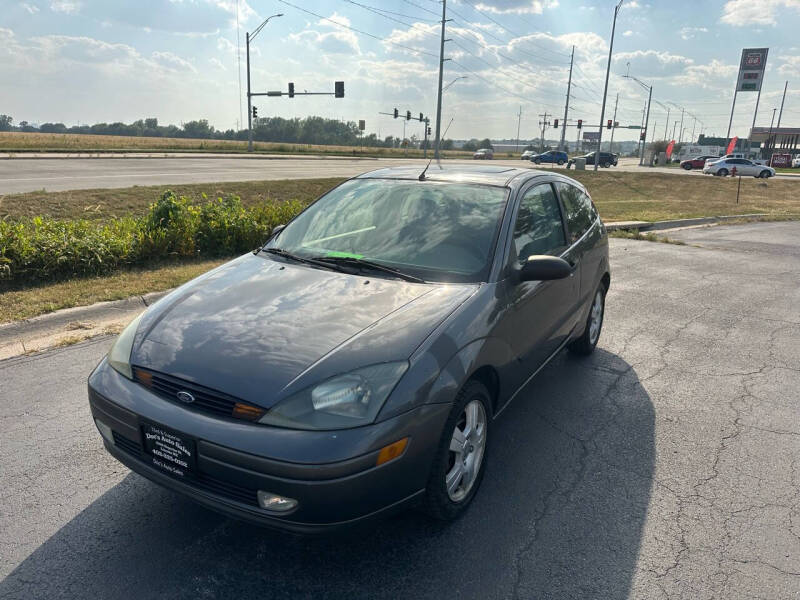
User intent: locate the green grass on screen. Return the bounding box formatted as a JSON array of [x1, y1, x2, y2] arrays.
[[0, 178, 344, 222], [0, 259, 226, 323]]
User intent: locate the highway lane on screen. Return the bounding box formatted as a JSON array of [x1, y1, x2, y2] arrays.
[[2, 225, 799, 599], [2, 155, 794, 194]]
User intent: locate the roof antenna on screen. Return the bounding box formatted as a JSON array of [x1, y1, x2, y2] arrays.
[[418, 159, 432, 181]]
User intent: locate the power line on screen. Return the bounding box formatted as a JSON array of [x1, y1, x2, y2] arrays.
[[344, 0, 437, 22], [400, 0, 440, 18], [276, 0, 439, 58]]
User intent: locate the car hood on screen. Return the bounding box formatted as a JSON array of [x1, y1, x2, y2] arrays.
[[131, 254, 476, 408]]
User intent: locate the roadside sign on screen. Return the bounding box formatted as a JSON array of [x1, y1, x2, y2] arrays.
[[582, 131, 600, 141], [358, 119, 365, 131], [735, 48, 768, 93], [771, 153, 791, 168]]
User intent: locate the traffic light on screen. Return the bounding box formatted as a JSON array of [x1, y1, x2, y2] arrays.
[[334, 81, 344, 98], [427, 127, 432, 135], [640, 130, 646, 141], [553, 119, 559, 128], [252, 106, 257, 118], [607, 119, 612, 129], [288, 82, 294, 98], [406, 110, 411, 121], [577, 119, 582, 129], [419, 113, 424, 122], [393, 108, 398, 119]]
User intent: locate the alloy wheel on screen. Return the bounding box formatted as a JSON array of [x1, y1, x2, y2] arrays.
[[589, 289, 604, 345], [445, 399, 487, 502]]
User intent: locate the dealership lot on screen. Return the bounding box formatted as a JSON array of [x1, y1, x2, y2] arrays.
[[1, 222, 799, 599]]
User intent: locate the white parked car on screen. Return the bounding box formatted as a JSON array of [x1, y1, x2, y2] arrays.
[[521, 150, 535, 160], [792, 156, 800, 168], [703, 158, 775, 178]]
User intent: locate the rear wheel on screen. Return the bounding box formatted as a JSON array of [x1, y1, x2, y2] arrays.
[[682, 163, 692, 170], [557, 159, 565, 165], [568, 282, 606, 356], [422, 380, 490, 521], [717, 168, 729, 177]]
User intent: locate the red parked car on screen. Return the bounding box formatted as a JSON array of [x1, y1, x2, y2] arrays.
[[680, 155, 719, 170]]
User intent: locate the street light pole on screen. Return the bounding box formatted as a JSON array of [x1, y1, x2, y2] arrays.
[[595, 0, 623, 172], [246, 13, 283, 152]]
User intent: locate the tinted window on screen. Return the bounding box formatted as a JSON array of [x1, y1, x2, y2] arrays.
[[555, 182, 595, 242], [512, 184, 566, 263], [271, 179, 508, 283]]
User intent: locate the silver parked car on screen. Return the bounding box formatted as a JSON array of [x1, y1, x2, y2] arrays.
[[703, 158, 775, 178]]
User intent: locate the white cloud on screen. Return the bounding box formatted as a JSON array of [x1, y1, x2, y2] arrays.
[[614, 49, 694, 77], [288, 12, 360, 55], [777, 55, 800, 78], [50, 0, 80, 14], [473, 1, 559, 14], [721, 0, 800, 26], [672, 59, 738, 90], [152, 51, 197, 73], [679, 26, 708, 40], [208, 57, 226, 70], [623, 30, 634, 37], [21, 2, 40, 14]]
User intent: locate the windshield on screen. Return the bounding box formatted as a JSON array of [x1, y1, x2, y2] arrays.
[[267, 179, 509, 283]]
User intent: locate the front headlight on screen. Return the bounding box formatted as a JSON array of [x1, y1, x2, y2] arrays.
[[107, 313, 143, 379], [259, 362, 408, 430]]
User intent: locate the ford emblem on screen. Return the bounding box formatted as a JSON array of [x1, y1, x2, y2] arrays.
[[176, 391, 195, 404]]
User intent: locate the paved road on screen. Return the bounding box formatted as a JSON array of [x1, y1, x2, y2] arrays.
[[1, 155, 795, 194], [1, 222, 799, 599]]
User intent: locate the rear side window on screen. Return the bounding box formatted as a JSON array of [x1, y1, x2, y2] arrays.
[[512, 183, 566, 263], [555, 182, 596, 243]]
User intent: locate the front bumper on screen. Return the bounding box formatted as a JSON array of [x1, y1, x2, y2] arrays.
[[88, 359, 451, 533]]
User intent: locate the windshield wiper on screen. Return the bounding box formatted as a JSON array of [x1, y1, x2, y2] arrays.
[[262, 248, 346, 272], [312, 256, 426, 283]]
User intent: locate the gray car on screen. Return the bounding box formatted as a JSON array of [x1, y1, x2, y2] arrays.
[[88, 165, 610, 533]]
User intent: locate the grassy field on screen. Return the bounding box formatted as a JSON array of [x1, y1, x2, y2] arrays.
[[0, 259, 226, 323], [0, 131, 479, 159], [3, 171, 798, 224]]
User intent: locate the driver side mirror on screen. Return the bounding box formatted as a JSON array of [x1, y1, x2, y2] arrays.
[[519, 255, 572, 282], [270, 224, 286, 238]]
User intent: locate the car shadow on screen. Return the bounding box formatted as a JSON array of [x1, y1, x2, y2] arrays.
[[0, 348, 654, 600]]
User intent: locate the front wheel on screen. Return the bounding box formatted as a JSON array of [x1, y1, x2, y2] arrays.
[[568, 282, 606, 356], [557, 159, 565, 165], [759, 170, 771, 178], [717, 168, 729, 177], [534, 159, 541, 164], [682, 163, 692, 170], [602, 161, 611, 168], [422, 380, 491, 521]]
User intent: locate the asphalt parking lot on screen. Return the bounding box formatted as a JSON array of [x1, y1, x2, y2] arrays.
[[1, 221, 799, 599]]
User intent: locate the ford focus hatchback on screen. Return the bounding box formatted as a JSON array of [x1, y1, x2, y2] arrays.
[[88, 165, 610, 532]]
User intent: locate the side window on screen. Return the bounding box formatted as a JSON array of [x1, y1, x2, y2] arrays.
[[512, 184, 566, 263], [555, 182, 595, 243]]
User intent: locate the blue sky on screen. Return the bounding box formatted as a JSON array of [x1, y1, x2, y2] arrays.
[[3, 0, 800, 142]]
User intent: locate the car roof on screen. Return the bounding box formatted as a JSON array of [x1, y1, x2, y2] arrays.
[[356, 164, 551, 187]]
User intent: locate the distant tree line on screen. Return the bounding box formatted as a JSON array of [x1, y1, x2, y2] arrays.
[[0, 113, 458, 149]]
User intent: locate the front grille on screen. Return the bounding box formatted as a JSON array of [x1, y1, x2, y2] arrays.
[[111, 431, 259, 507], [133, 368, 240, 419]]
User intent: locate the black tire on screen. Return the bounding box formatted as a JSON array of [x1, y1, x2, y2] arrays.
[[602, 161, 611, 168], [557, 159, 565, 165], [568, 281, 607, 356], [534, 159, 541, 164], [717, 168, 729, 177], [682, 163, 692, 170], [422, 380, 491, 521], [759, 170, 771, 178]]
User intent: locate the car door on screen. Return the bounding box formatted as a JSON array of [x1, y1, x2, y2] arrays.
[[498, 181, 578, 373], [554, 181, 603, 313]]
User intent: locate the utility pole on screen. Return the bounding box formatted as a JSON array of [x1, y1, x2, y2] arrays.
[[433, 0, 449, 160], [640, 85, 652, 166], [690, 115, 696, 144], [672, 120, 678, 142], [767, 107, 777, 156], [777, 80, 788, 128], [608, 93, 619, 153], [538, 112, 549, 152], [595, 0, 623, 171], [664, 106, 670, 140], [678, 106, 685, 144], [515, 106, 522, 153], [560, 45, 575, 151]]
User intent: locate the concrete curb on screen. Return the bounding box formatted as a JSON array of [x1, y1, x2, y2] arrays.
[[605, 214, 773, 232], [0, 289, 172, 359]]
